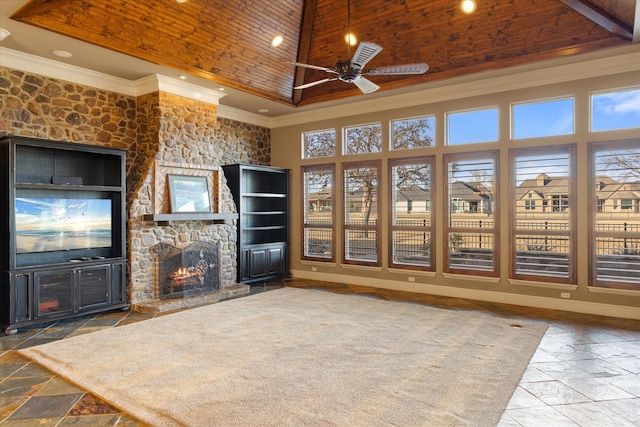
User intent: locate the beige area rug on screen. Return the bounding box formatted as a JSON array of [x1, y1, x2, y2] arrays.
[[19, 287, 547, 427]]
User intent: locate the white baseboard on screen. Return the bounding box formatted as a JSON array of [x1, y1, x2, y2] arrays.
[[290, 269, 640, 320]]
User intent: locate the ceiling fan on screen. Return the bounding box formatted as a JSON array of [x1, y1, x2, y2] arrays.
[[290, 1, 429, 94]]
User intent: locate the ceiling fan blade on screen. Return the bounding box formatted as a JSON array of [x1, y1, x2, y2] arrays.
[[287, 61, 338, 73], [294, 78, 337, 90], [351, 42, 383, 68], [353, 77, 380, 94], [366, 63, 429, 75]]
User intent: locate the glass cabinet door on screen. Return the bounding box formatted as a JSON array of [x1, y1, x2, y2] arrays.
[[35, 270, 74, 317]]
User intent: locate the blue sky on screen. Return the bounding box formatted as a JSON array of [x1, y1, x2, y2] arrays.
[[446, 88, 639, 145], [15, 198, 111, 230], [592, 88, 640, 131]]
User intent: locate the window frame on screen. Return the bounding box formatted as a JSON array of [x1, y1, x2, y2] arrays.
[[590, 86, 640, 133], [390, 115, 436, 151], [443, 150, 500, 277], [589, 138, 640, 291], [301, 128, 336, 159], [388, 156, 435, 271], [511, 96, 575, 140], [342, 122, 383, 155], [301, 164, 336, 263], [509, 144, 577, 284], [445, 106, 499, 146], [342, 159, 382, 267]]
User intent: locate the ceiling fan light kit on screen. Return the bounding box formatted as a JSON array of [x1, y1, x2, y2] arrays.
[[461, 0, 477, 14]]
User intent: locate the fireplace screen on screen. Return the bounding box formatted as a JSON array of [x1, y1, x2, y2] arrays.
[[155, 241, 220, 299]]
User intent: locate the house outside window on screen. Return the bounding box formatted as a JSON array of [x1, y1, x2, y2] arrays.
[[444, 151, 498, 276], [302, 165, 335, 261], [389, 156, 434, 270], [590, 139, 640, 290], [511, 145, 575, 283]]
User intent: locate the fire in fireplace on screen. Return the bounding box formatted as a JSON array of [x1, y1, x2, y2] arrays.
[[154, 241, 220, 299]]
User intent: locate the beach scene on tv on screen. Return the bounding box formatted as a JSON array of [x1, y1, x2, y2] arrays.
[[15, 198, 112, 254]]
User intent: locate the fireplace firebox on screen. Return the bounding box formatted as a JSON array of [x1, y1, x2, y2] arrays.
[[154, 241, 220, 299]]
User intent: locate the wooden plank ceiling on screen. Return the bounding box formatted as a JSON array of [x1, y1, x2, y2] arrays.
[[12, 0, 636, 107]]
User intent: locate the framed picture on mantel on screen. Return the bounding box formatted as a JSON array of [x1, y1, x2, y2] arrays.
[[167, 174, 211, 213]]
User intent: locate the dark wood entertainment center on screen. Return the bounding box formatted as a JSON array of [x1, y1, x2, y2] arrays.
[[0, 136, 128, 334]]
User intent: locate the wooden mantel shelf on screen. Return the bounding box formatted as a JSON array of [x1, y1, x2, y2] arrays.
[[142, 213, 238, 225]]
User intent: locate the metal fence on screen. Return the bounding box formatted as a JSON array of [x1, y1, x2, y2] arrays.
[[392, 230, 431, 266]]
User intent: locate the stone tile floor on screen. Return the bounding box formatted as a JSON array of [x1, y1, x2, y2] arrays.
[[1, 279, 639, 426]]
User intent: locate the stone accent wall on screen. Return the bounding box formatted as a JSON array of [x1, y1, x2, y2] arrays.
[[129, 92, 270, 303], [0, 68, 136, 148], [1, 67, 271, 304]]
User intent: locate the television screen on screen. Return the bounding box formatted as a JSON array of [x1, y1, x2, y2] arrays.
[[15, 198, 112, 254]]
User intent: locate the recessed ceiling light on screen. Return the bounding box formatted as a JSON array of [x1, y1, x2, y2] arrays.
[[460, 0, 477, 14], [0, 28, 11, 41], [271, 35, 284, 47], [258, 109, 269, 113], [52, 50, 72, 58], [176, 0, 188, 3], [178, 75, 187, 80], [218, 87, 225, 91]]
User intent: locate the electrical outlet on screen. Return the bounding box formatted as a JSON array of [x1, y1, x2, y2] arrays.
[[408, 276, 415, 282], [311, 267, 317, 272], [561, 292, 570, 299]]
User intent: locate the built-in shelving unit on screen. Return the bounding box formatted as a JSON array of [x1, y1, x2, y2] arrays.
[[222, 164, 289, 283], [0, 135, 129, 334]]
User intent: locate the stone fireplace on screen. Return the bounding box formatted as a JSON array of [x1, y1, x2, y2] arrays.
[[155, 241, 220, 299]]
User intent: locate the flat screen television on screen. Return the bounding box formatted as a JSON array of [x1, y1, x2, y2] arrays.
[[15, 197, 112, 254]]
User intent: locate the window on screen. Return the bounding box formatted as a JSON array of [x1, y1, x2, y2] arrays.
[[302, 165, 335, 261], [391, 116, 435, 150], [303, 129, 335, 159], [512, 98, 574, 139], [590, 139, 640, 290], [389, 157, 434, 270], [446, 107, 499, 145], [444, 151, 498, 276], [591, 88, 640, 132], [621, 199, 633, 210], [511, 145, 575, 283], [344, 123, 382, 154], [343, 161, 381, 265]]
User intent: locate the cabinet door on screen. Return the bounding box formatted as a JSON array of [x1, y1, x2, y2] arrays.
[[267, 245, 285, 276], [78, 265, 110, 309], [34, 270, 74, 318], [248, 247, 269, 280]]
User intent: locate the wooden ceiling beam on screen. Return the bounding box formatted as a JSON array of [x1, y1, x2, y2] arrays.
[[293, 0, 318, 105], [559, 0, 633, 40]]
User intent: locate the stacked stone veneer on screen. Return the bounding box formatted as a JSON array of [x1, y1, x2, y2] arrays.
[[1, 67, 270, 304]]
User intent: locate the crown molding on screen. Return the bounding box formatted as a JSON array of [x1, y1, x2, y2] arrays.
[[135, 74, 225, 105], [0, 47, 135, 95], [216, 105, 272, 128]]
